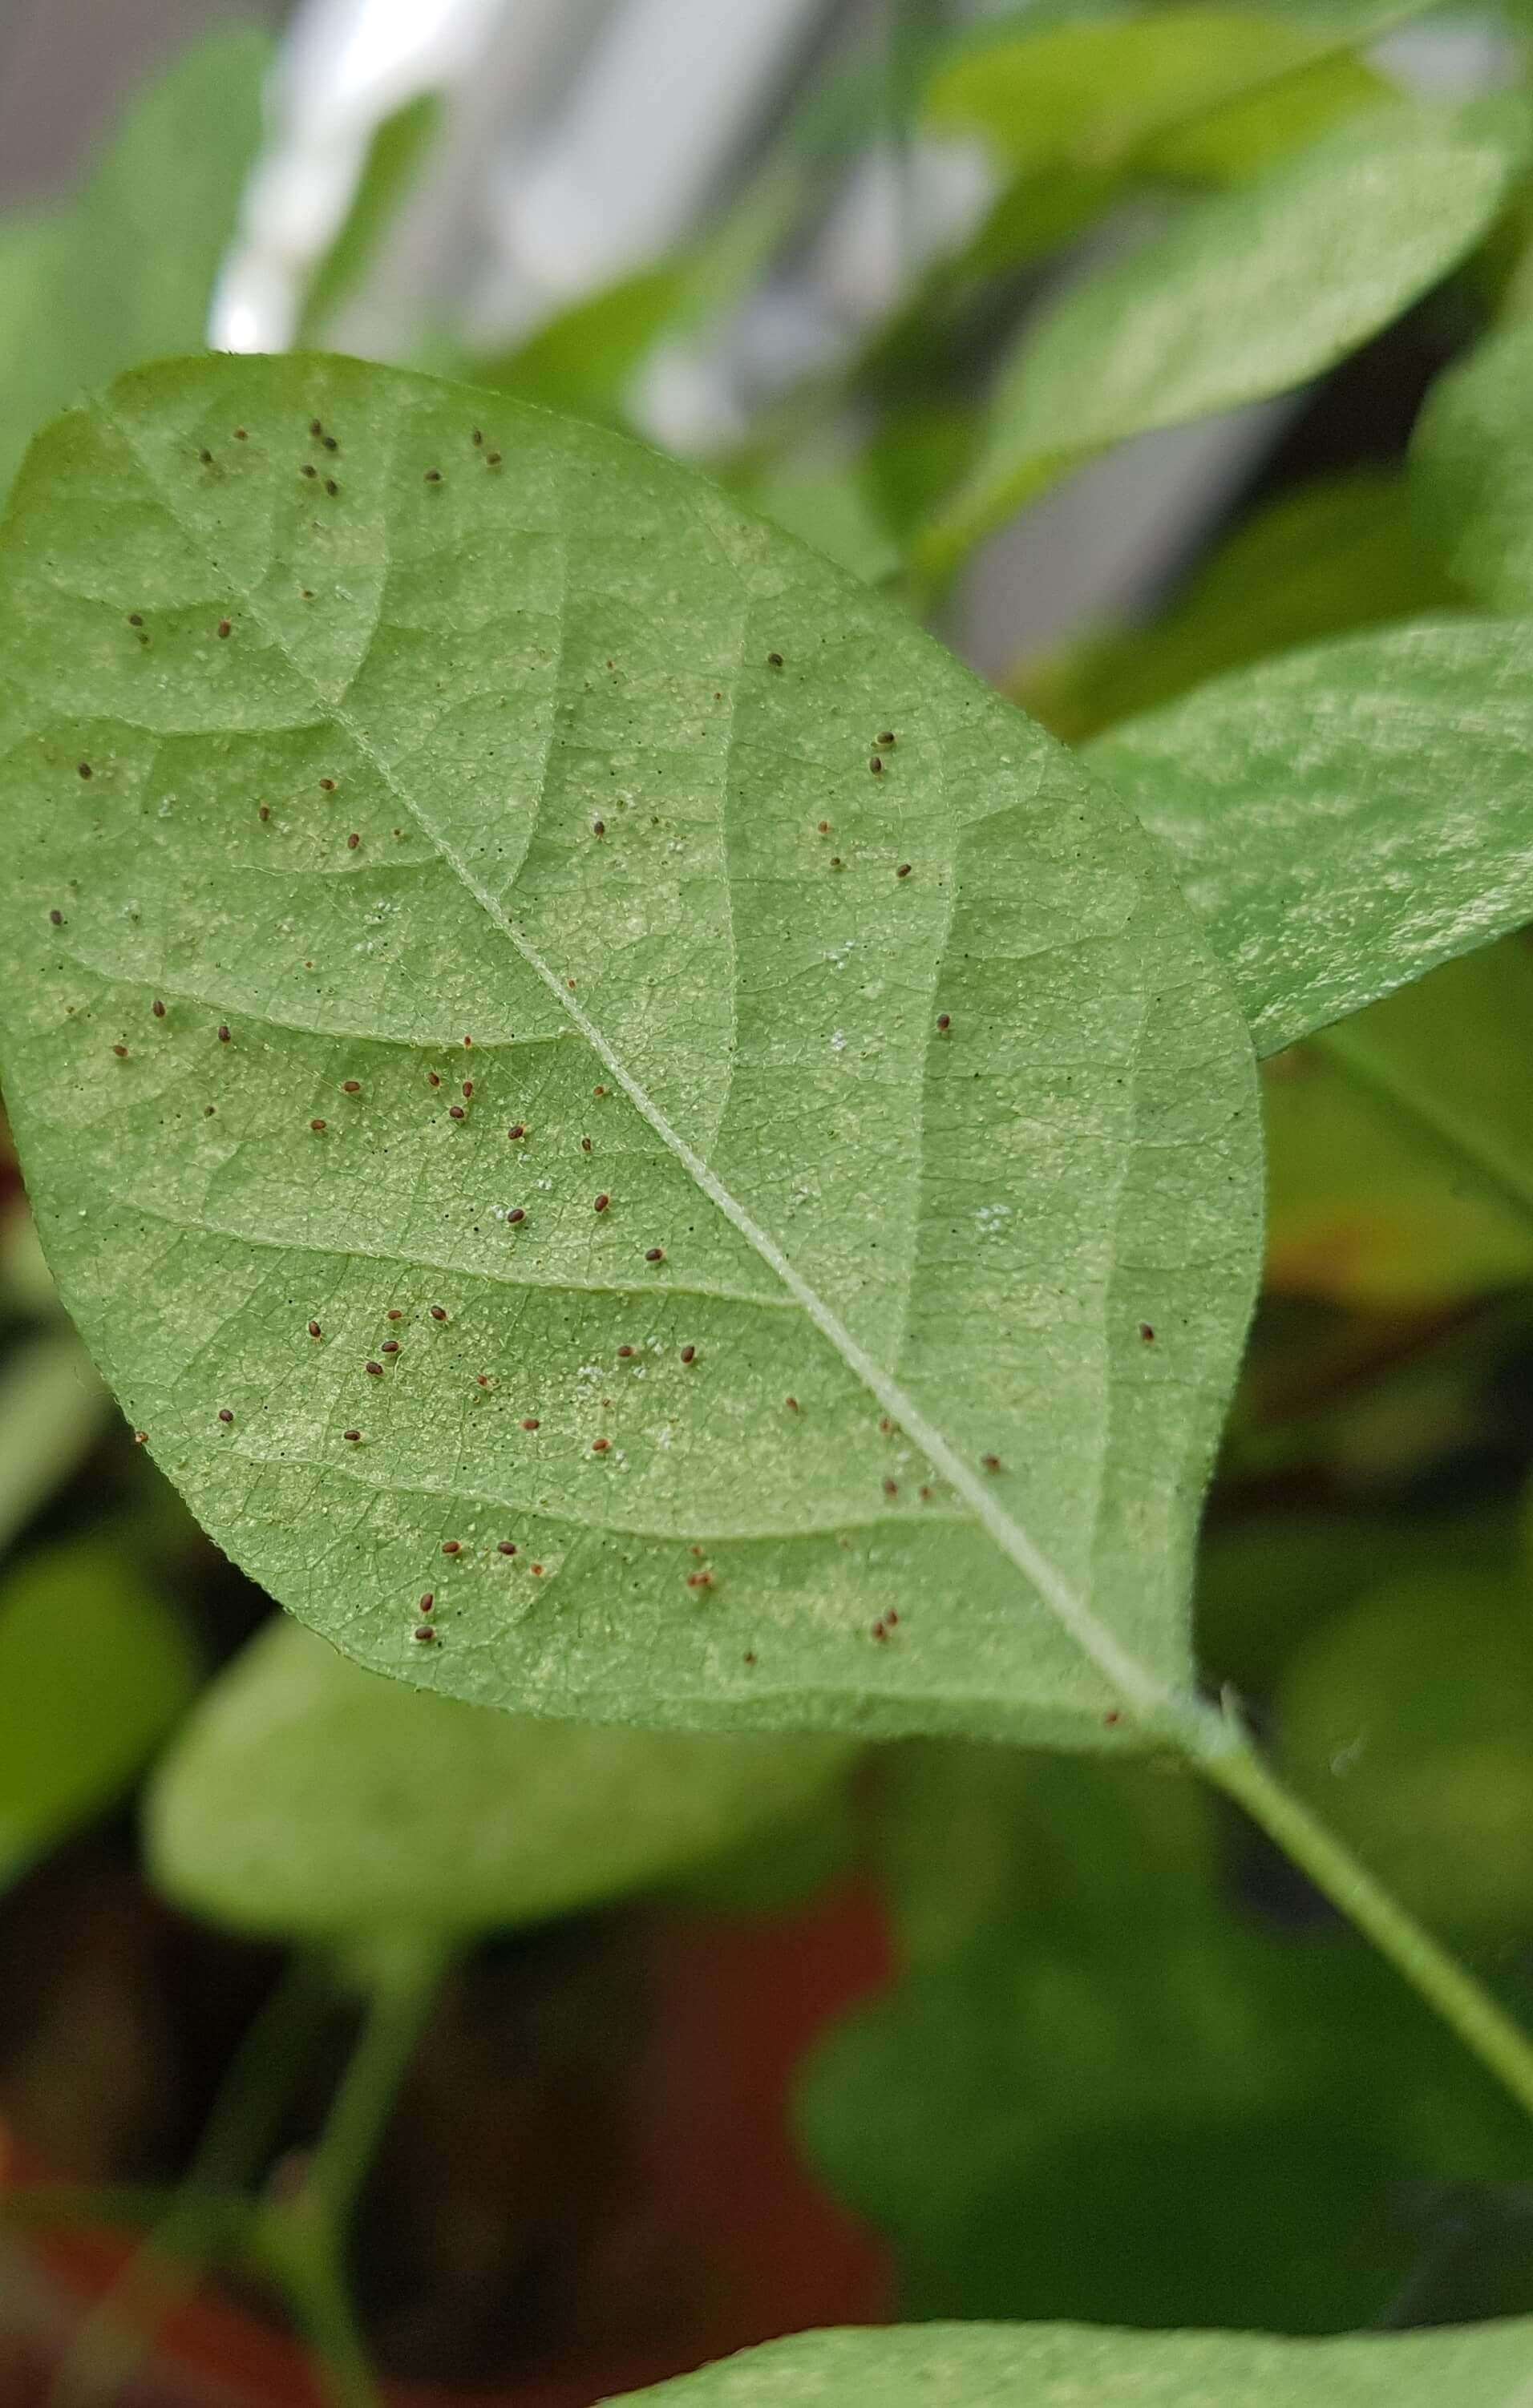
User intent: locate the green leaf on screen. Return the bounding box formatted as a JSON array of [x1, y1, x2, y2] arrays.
[[1262, 944, 1533, 1308], [0, 26, 271, 503], [0, 1537, 199, 1889], [0, 351, 1262, 1750], [1014, 467, 1461, 743], [1411, 317, 1533, 615], [797, 1747, 1529, 2333], [605, 2316, 1533, 2404], [918, 99, 1530, 586], [1089, 620, 1533, 1057], [145, 1616, 854, 1940], [924, 8, 1378, 173], [470, 266, 688, 428], [0, 1326, 109, 1554], [296, 95, 443, 349], [1277, 1569, 1533, 1945]]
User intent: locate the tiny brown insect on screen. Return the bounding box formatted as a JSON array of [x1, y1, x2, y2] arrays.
[[343, 1428, 362, 1443], [686, 1570, 714, 1590], [133, 1430, 148, 1445], [322, 434, 338, 451], [896, 863, 912, 879], [593, 1085, 607, 1097], [48, 908, 63, 925], [412, 1625, 438, 1644], [869, 754, 884, 776], [448, 1104, 466, 1121], [217, 1408, 234, 1424], [307, 1321, 322, 1339], [818, 821, 831, 834], [645, 1246, 665, 1263], [310, 1118, 327, 1133], [366, 1361, 383, 1376], [767, 652, 783, 668], [462, 1081, 474, 1100], [886, 1610, 899, 1626], [883, 1479, 898, 1498], [936, 1012, 951, 1032], [617, 1345, 635, 1360], [78, 762, 92, 779], [580, 1136, 593, 1153], [507, 1122, 524, 1139], [830, 857, 843, 869], [679, 1344, 696, 1364], [346, 832, 360, 850], [520, 1417, 540, 1431], [877, 733, 896, 748], [507, 1207, 526, 1224], [386, 1310, 404, 1322], [486, 450, 501, 466], [785, 1396, 799, 1412], [341, 1079, 361, 1094], [1139, 1323, 1155, 1343], [1103, 1709, 1123, 1727], [476, 1373, 491, 1388], [301, 464, 318, 480], [441, 1541, 462, 1557], [592, 1437, 611, 1453], [872, 1622, 888, 1642], [743, 1650, 757, 1667], [981, 1453, 1002, 1473], [381, 1340, 400, 1356], [431, 1304, 447, 1321], [217, 620, 232, 639], [111, 1044, 128, 1058], [592, 818, 605, 837], [258, 803, 271, 822], [594, 1194, 610, 1213], [419, 1593, 435, 1612], [497, 1541, 516, 1556], [530, 1562, 544, 1576], [199, 449, 213, 466], [309, 418, 323, 437], [234, 427, 248, 441], [127, 613, 144, 627], [325, 477, 339, 495], [318, 777, 336, 793], [424, 469, 442, 483], [472, 429, 483, 446], [151, 998, 166, 1018], [217, 1025, 231, 1044], [463, 1035, 474, 1048]]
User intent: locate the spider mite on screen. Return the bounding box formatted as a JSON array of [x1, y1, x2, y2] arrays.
[[877, 733, 896, 748], [507, 1207, 526, 1225], [507, 1123, 525, 1139], [592, 1437, 612, 1453], [766, 653, 783, 669], [981, 1453, 1002, 1473], [449, 1104, 466, 1120], [343, 1428, 362, 1443], [346, 833, 361, 850], [497, 1541, 517, 1556], [318, 778, 337, 793], [896, 863, 912, 879], [381, 1340, 400, 1356], [366, 1360, 384, 1376], [132, 1429, 148, 1444], [441, 1541, 463, 1557], [217, 620, 232, 640], [217, 1408, 234, 1425], [520, 1417, 540, 1431], [48, 908, 63, 925], [430, 1305, 448, 1321], [617, 1346, 635, 1360], [580, 1137, 593, 1153], [883, 1479, 898, 1498], [341, 1080, 361, 1095], [386, 1310, 405, 1321], [412, 1625, 439, 1644], [307, 1321, 322, 1339], [310, 1118, 327, 1133], [645, 1246, 665, 1263], [785, 1396, 799, 1412], [687, 1570, 714, 1590], [936, 1013, 951, 1032], [419, 1592, 435, 1614], [218, 1025, 231, 1044], [1139, 1323, 1155, 1343], [462, 1081, 474, 1099], [679, 1345, 696, 1364], [429, 1073, 442, 1088], [869, 757, 883, 775], [594, 1194, 610, 1213]]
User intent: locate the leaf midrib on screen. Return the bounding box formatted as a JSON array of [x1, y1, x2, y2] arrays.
[[106, 398, 1199, 1735]]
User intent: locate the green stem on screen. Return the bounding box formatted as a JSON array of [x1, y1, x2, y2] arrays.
[[1191, 1707, 1533, 2122], [43, 1956, 334, 2408], [297, 1934, 449, 2233]]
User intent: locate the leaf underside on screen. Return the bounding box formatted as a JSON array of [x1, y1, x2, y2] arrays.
[[603, 2316, 1533, 2406], [1089, 617, 1533, 1057], [0, 354, 1260, 1745]]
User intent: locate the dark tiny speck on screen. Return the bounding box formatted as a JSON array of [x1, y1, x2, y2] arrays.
[[981, 1453, 1002, 1473], [111, 1044, 128, 1059], [448, 1103, 466, 1121], [78, 762, 92, 779], [217, 620, 232, 639], [419, 1593, 435, 1611], [309, 418, 324, 437], [877, 733, 896, 748], [462, 1081, 474, 1099], [234, 427, 248, 441], [869, 756, 883, 775], [49, 908, 63, 926], [307, 1321, 322, 1338], [817, 821, 830, 834], [381, 1339, 400, 1356], [767, 653, 783, 668], [896, 863, 912, 879], [441, 1541, 462, 1556], [301, 465, 318, 480], [217, 1025, 231, 1044], [580, 1136, 593, 1153], [258, 803, 271, 822], [152, 999, 166, 1017], [680, 1345, 696, 1364], [507, 1207, 526, 1224], [127, 613, 143, 627], [424, 469, 442, 483], [594, 1194, 610, 1213], [592, 818, 605, 837], [617, 1345, 635, 1360], [743, 1651, 756, 1667], [366, 1360, 383, 1376], [319, 777, 336, 792], [1139, 1323, 1155, 1343], [343, 1428, 362, 1442], [428, 1072, 442, 1088], [520, 1417, 539, 1431], [430, 1304, 447, 1321], [472, 429, 483, 446], [936, 1012, 951, 1032], [322, 434, 338, 451], [310, 1118, 327, 1133], [592, 1437, 611, 1453], [217, 1408, 234, 1424], [325, 478, 339, 495], [883, 1479, 898, 1498], [645, 1246, 665, 1263], [507, 1122, 524, 1138], [341, 1079, 361, 1094], [785, 1396, 799, 1412], [199, 449, 212, 465], [412, 1625, 437, 1644], [497, 1540, 516, 1556], [486, 451, 501, 466], [346, 832, 360, 849]]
